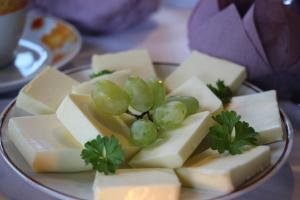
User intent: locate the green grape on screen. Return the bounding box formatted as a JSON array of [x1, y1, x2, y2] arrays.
[[146, 77, 166, 109], [167, 96, 199, 115], [153, 101, 187, 130], [130, 119, 158, 147], [91, 80, 129, 115], [124, 76, 153, 112]]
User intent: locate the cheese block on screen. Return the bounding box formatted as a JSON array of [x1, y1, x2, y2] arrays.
[[226, 90, 283, 144], [7, 115, 91, 172], [129, 111, 213, 168], [56, 94, 139, 160], [92, 50, 157, 79], [16, 67, 79, 115], [72, 70, 131, 96], [93, 168, 181, 200], [176, 146, 270, 192], [168, 77, 223, 115], [165, 51, 246, 92], [119, 113, 136, 127]]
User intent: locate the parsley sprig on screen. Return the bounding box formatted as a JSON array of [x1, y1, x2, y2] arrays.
[[209, 111, 257, 155], [207, 80, 232, 104], [81, 135, 124, 174], [90, 70, 115, 79]]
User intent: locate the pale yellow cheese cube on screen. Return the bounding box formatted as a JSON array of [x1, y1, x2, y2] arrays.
[[56, 94, 139, 160], [16, 67, 79, 115], [165, 51, 246, 92], [168, 77, 223, 115], [7, 115, 91, 172], [129, 111, 213, 168], [92, 50, 157, 79], [176, 146, 271, 192], [72, 70, 131, 96], [93, 169, 181, 200], [226, 90, 283, 144]]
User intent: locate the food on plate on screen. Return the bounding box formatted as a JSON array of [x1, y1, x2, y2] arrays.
[[7, 115, 91, 172], [208, 111, 258, 155], [16, 67, 79, 115], [168, 77, 223, 115], [92, 50, 157, 79], [124, 76, 154, 112], [207, 80, 233, 105], [81, 135, 124, 174], [129, 111, 213, 168], [5, 50, 285, 200], [166, 96, 199, 116], [93, 169, 181, 200], [146, 77, 167, 109], [165, 51, 246, 92], [130, 119, 159, 147], [56, 94, 139, 160], [119, 113, 136, 126], [92, 80, 130, 115], [89, 74, 195, 148], [226, 90, 283, 144], [90, 69, 115, 79], [153, 101, 187, 130], [176, 146, 271, 192], [72, 70, 131, 96]]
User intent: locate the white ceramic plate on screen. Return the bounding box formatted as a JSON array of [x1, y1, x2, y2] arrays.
[[0, 10, 81, 93], [0, 63, 293, 200]]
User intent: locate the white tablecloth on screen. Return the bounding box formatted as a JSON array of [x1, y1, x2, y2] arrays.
[[0, 3, 299, 200]]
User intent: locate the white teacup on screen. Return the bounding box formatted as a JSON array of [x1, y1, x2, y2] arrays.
[[0, 0, 28, 68]]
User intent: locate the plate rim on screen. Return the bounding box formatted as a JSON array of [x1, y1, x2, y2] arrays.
[[0, 63, 294, 200]]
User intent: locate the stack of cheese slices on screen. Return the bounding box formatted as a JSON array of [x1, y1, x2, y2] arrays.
[[8, 50, 283, 200]]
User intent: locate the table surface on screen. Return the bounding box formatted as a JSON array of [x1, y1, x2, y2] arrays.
[[0, 2, 299, 200]]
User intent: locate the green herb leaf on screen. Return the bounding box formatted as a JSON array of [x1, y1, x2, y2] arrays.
[[209, 111, 257, 155], [81, 135, 124, 174], [207, 80, 233, 104], [90, 70, 115, 79], [212, 110, 240, 131]]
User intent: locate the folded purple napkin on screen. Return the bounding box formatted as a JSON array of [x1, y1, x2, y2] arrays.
[[188, 0, 300, 102], [31, 0, 160, 34]]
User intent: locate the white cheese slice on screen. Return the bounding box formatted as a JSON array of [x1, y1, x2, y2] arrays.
[[16, 67, 79, 115], [92, 49, 157, 79], [176, 146, 271, 192], [72, 70, 131, 96], [165, 51, 246, 92], [129, 111, 213, 168], [93, 168, 181, 200], [119, 113, 136, 127], [7, 115, 91, 172], [56, 94, 139, 160], [168, 77, 223, 115], [226, 90, 283, 144]]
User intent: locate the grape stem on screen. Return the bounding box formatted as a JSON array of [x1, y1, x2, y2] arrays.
[[126, 110, 140, 119], [147, 112, 153, 121], [126, 110, 152, 121]]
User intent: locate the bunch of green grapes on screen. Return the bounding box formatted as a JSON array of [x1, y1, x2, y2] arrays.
[[92, 75, 199, 147]]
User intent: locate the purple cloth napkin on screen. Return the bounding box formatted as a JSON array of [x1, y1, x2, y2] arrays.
[[188, 0, 300, 102], [31, 0, 160, 34]]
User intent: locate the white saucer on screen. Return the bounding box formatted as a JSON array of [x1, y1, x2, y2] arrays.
[[0, 10, 82, 93]]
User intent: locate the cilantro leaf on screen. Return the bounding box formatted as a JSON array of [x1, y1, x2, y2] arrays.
[[209, 111, 257, 155], [81, 135, 124, 174], [207, 80, 233, 104], [90, 70, 115, 79]]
